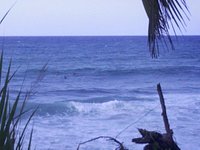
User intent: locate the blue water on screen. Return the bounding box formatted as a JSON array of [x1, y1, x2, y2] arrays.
[[1, 36, 200, 149]]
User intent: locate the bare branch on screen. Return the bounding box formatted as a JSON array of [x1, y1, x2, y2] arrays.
[[77, 136, 128, 150]]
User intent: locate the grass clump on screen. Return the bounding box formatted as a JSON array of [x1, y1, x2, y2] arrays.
[[0, 52, 36, 150]]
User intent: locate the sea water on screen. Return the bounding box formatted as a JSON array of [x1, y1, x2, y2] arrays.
[[1, 36, 200, 149]]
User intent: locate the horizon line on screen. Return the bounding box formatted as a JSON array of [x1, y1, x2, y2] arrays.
[[0, 35, 200, 37]]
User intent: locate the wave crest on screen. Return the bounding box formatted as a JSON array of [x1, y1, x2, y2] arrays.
[[28, 100, 135, 116]]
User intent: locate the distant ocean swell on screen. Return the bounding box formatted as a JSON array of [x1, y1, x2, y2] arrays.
[[22, 66, 200, 77]]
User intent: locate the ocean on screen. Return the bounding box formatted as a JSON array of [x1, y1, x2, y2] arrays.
[[1, 36, 200, 149]]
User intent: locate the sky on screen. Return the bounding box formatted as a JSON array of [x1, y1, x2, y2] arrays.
[[0, 0, 200, 36]]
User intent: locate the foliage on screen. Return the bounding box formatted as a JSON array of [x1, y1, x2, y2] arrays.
[[0, 52, 36, 150], [142, 0, 189, 57]]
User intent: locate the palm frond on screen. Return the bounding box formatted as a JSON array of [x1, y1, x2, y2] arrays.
[[142, 0, 189, 58]]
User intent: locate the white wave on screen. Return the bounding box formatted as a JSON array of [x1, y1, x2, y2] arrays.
[[67, 100, 157, 116], [69, 100, 126, 114]]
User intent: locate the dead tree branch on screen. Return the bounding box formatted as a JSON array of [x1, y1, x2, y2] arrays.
[[132, 83, 181, 150], [77, 136, 128, 150]]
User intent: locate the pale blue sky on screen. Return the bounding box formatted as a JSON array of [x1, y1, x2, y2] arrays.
[[0, 0, 200, 36]]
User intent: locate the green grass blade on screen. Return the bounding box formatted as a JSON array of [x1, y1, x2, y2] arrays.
[[0, 89, 9, 132], [0, 52, 36, 149], [0, 90, 9, 147], [28, 128, 34, 150], [0, 51, 3, 86], [4, 92, 21, 142], [0, 59, 12, 117], [0, 1, 17, 25], [16, 107, 38, 149]]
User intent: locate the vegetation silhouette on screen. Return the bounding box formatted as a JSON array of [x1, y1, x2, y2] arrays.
[[142, 0, 189, 57]]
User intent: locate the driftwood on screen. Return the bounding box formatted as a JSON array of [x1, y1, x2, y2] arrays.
[[77, 84, 180, 150], [132, 83, 180, 150], [132, 129, 180, 150], [77, 136, 128, 150]]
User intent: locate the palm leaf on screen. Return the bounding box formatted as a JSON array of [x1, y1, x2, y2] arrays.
[[142, 0, 189, 57]]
